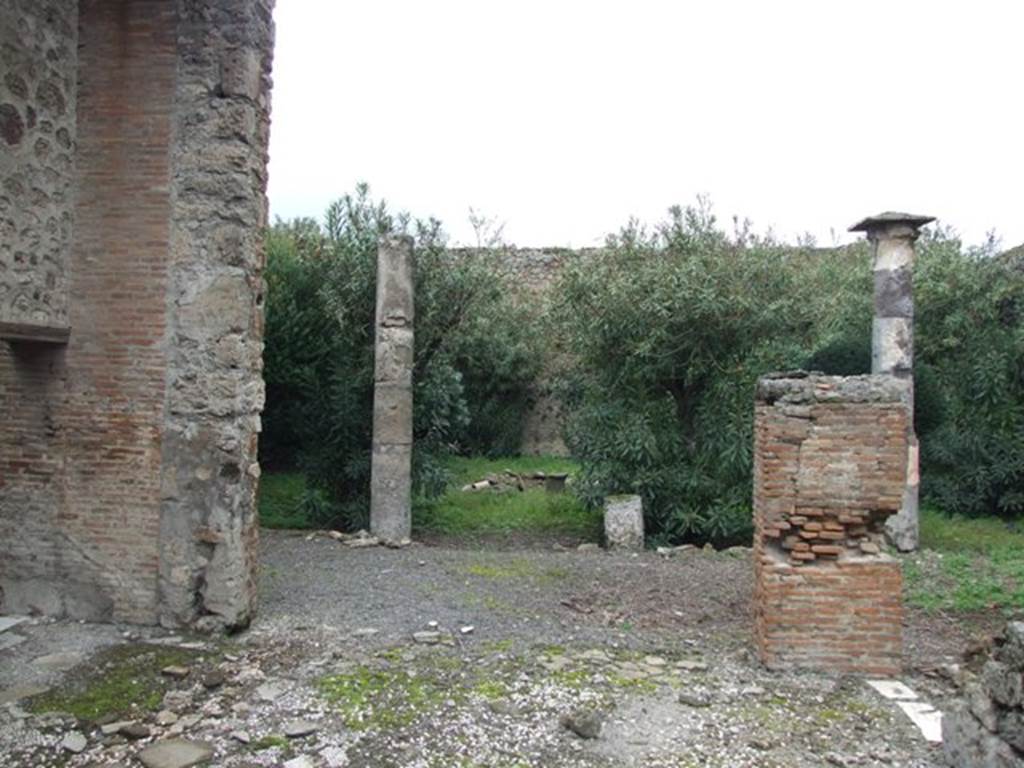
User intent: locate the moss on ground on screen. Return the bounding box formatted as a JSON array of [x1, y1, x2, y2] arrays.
[[27, 643, 203, 722], [317, 663, 456, 731]]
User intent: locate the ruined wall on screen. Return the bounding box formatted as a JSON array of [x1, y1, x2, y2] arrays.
[[158, 0, 273, 630], [943, 621, 1024, 766], [753, 373, 908, 676], [0, 0, 76, 336], [0, 0, 274, 628]]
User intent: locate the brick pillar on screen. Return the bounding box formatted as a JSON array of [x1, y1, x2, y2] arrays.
[[849, 212, 934, 552], [753, 373, 908, 676], [370, 236, 415, 543]]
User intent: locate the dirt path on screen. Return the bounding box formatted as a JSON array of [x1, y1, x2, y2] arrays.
[[0, 531, 988, 767]]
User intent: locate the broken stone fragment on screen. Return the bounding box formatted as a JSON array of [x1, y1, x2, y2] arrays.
[[161, 665, 191, 679], [678, 690, 713, 708], [60, 731, 87, 753], [120, 722, 152, 740], [137, 738, 214, 768], [283, 719, 319, 738], [201, 670, 225, 689], [560, 709, 603, 739], [155, 710, 179, 726]]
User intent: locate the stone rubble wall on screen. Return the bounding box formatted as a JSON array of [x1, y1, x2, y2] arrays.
[[753, 373, 908, 675], [0, 0, 76, 333], [943, 621, 1024, 767]]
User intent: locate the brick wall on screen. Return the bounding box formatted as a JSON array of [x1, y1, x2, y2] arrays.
[[753, 373, 909, 675]]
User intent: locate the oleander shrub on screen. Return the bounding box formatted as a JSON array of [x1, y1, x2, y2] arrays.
[[552, 201, 1023, 544], [260, 184, 541, 529]]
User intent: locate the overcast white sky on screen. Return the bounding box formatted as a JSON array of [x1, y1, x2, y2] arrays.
[[266, 1, 1023, 249]]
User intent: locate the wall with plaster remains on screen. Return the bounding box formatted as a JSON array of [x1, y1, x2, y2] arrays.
[[0, 0, 273, 629]]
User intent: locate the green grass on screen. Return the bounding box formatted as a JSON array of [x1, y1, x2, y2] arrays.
[[904, 507, 1024, 613], [258, 456, 590, 537], [414, 456, 600, 540], [259, 471, 314, 529], [440, 455, 580, 487], [27, 644, 201, 722]]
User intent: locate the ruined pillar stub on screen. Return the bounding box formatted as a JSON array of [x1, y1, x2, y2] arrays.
[[753, 373, 908, 676], [370, 235, 415, 542], [849, 212, 934, 553]]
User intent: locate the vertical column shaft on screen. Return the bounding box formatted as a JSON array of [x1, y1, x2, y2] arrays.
[[370, 235, 415, 542], [851, 213, 933, 552]]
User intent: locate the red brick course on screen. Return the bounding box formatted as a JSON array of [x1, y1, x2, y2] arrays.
[[753, 374, 908, 675]]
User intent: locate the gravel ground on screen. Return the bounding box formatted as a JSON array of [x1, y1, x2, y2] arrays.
[[0, 530, 995, 768]]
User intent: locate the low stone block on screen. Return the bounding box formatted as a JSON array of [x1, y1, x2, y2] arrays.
[[604, 495, 644, 550]]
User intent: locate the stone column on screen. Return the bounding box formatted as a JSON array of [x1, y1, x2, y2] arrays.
[[370, 235, 415, 542], [849, 212, 934, 552]]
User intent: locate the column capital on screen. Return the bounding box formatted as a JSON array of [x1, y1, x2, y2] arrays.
[[849, 211, 935, 241]]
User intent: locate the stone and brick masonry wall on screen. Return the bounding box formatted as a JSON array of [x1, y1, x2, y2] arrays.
[[753, 373, 909, 676], [0, 0, 273, 628]]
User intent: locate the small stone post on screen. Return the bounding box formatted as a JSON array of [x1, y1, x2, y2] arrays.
[[849, 212, 934, 552], [604, 495, 645, 550], [370, 235, 415, 542]]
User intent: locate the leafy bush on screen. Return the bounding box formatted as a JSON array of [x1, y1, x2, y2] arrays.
[[552, 202, 866, 545], [914, 231, 1024, 516], [260, 184, 542, 528], [552, 202, 1023, 544]]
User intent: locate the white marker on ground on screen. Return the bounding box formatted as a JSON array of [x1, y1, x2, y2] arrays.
[[865, 679, 944, 743]]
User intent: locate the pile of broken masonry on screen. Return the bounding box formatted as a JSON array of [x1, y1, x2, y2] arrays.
[[943, 620, 1024, 767]]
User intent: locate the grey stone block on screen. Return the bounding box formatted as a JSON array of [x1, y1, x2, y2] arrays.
[[604, 495, 644, 550]]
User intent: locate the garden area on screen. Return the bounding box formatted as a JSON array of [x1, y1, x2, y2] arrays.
[[257, 185, 1024, 614]]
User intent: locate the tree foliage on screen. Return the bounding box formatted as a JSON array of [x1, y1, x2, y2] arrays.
[[261, 184, 541, 528], [552, 202, 1023, 544]]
